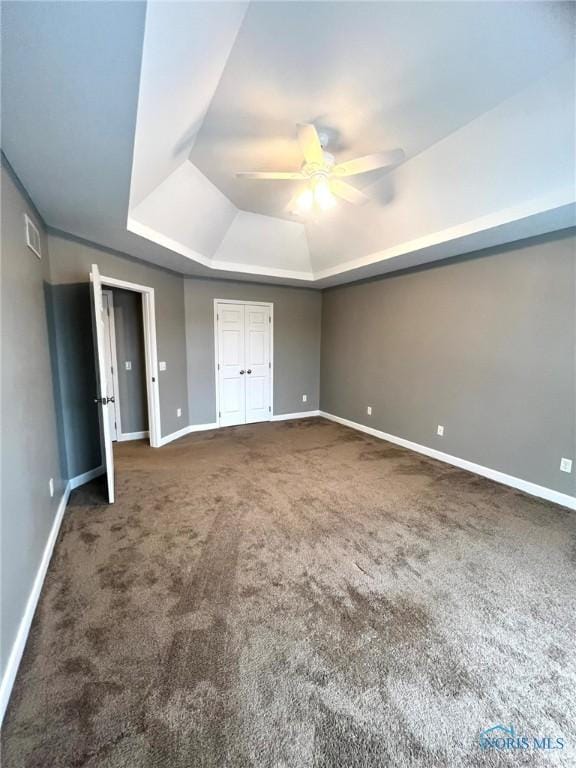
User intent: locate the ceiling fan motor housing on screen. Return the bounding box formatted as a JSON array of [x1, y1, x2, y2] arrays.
[[302, 150, 336, 178]]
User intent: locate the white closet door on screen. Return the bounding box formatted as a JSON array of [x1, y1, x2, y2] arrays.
[[217, 303, 246, 427], [244, 304, 271, 424]]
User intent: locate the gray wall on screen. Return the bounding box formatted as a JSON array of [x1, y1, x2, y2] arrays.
[[1, 162, 66, 681], [321, 231, 576, 495], [111, 288, 148, 435], [184, 279, 322, 423], [46, 282, 100, 478], [47, 233, 189, 475]]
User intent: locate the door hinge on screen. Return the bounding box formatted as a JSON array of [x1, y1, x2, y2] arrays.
[[268, 361, 271, 369], [268, 406, 271, 412], [268, 316, 271, 323], [219, 411, 221, 418], [218, 363, 220, 370], [111, 366, 114, 374]]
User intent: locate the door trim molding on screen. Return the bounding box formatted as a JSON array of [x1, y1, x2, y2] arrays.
[[213, 299, 274, 428], [99, 274, 161, 448]]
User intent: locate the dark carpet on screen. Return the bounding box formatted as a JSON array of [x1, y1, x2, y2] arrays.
[[3, 418, 575, 767]]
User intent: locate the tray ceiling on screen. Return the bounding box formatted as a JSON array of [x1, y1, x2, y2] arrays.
[[128, 1, 575, 282], [2, 1, 574, 286]]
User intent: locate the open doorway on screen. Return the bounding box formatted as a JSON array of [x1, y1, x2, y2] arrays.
[[90, 265, 161, 503], [101, 289, 149, 442]]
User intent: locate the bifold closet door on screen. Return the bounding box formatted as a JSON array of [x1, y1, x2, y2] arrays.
[[217, 303, 246, 427], [244, 304, 271, 423], [216, 302, 272, 427]]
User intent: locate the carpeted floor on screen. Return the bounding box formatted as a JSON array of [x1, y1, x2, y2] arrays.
[[3, 418, 575, 767]]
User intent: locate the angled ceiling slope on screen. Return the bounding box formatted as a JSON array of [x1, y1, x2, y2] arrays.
[[2, 2, 574, 287], [128, 1, 575, 285]]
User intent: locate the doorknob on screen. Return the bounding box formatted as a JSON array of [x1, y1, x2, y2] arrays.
[[239, 370, 245, 375], [247, 369, 252, 374]]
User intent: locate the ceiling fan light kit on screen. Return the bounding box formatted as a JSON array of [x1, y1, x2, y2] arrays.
[[236, 123, 404, 217]]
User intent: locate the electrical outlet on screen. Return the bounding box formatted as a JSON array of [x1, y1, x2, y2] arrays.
[[437, 425, 444, 436], [302, 394, 307, 403], [177, 408, 182, 418], [49, 478, 54, 497], [367, 406, 372, 416], [560, 458, 573, 473], [125, 361, 132, 371], [159, 361, 167, 371]]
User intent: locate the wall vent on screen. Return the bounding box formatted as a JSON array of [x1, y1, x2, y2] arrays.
[[24, 214, 42, 258]]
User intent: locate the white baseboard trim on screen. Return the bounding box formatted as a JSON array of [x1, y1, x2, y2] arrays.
[[69, 465, 105, 490], [319, 411, 576, 511], [159, 422, 218, 446], [160, 414, 320, 443], [117, 430, 149, 442], [271, 410, 321, 421], [0, 482, 71, 725]]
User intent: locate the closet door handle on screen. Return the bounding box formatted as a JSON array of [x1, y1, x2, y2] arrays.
[[247, 369, 252, 374], [239, 370, 245, 375]]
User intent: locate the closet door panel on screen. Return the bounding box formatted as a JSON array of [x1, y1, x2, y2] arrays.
[[244, 305, 271, 424], [217, 303, 246, 427]]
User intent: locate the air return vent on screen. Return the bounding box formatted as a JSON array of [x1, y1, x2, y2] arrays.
[[24, 214, 41, 258]]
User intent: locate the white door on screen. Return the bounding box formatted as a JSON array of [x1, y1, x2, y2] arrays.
[[216, 302, 272, 426], [101, 291, 120, 441], [90, 264, 115, 503], [244, 304, 271, 423], [217, 303, 246, 427]]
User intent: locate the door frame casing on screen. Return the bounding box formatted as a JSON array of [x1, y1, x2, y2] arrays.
[[101, 290, 122, 440], [99, 274, 162, 448], [213, 299, 274, 428]]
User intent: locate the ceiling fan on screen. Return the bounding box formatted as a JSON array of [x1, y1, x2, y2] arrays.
[[236, 123, 404, 215]]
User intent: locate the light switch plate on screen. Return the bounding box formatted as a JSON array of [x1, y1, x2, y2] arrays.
[[560, 458, 573, 473], [177, 408, 182, 418], [159, 361, 167, 371], [49, 478, 54, 497], [302, 394, 307, 402], [367, 406, 372, 416], [125, 361, 132, 371], [437, 425, 444, 436]]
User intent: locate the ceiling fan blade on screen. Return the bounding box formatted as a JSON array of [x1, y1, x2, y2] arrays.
[[236, 171, 304, 180], [297, 124, 324, 166], [332, 149, 405, 177], [286, 189, 305, 214], [331, 179, 370, 205]]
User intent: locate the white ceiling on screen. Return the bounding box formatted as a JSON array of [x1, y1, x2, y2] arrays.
[[129, 0, 575, 282], [2, 1, 575, 286], [190, 1, 573, 219]]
